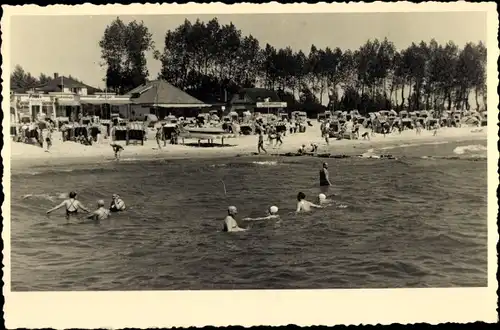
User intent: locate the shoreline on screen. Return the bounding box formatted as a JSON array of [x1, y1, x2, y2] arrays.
[[9, 125, 488, 170]]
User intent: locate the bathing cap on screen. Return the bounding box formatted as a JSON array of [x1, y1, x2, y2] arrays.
[[269, 206, 279, 214], [319, 193, 327, 200], [228, 206, 238, 214], [97, 200, 105, 206]]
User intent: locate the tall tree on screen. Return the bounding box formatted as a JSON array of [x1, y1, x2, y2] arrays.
[[99, 17, 154, 93]]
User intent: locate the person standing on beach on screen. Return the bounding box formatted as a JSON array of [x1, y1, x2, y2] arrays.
[[111, 143, 124, 160], [222, 206, 248, 232], [257, 131, 267, 154], [46, 191, 91, 221], [416, 121, 422, 135], [275, 130, 284, 148], [155, 127, 163, 149], [319, 162, 332, 195]]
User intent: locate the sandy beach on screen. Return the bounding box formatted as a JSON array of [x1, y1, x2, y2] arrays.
[[9, 123, 487, 170]]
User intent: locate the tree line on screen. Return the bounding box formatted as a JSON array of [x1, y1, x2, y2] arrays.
[[151, 18, 487, 114], [12, 17, 487, 117], [10, 65, 89, 92]]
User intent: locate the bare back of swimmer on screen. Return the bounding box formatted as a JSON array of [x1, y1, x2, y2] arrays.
[[46, 191, 90, 220]]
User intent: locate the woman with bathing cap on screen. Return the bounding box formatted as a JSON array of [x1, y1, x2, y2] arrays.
[[242, 205, 280, 221], [87, 200, 111, 222], [109, 194, 126, 212], [223, 206, 249, 232]]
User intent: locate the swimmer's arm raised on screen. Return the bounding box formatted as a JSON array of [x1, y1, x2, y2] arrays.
[[46, 202, 65, 213]]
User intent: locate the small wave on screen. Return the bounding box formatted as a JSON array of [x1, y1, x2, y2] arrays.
[[209, 164, 227, 168], [360, 148, 377, 158], [252, 161, 278, 166], [120, 158, 141, 162], [22, 193, 57, 202], [453, 144, 487, 155], [380, 141, 449, 151], [22, 192, 68, 201]]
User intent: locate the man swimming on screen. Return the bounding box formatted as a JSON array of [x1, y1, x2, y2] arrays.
[[242, 206, 280, 221], [46, 191, 90, 221], [296, 192, 322, 213], [222, 206, 248, 232], [87, 200, 111, 222], [319, 162, 332, 195], [109, 194, 126, 212]]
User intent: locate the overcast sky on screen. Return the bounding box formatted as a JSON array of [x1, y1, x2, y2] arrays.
[[10, 12, 486, 89]]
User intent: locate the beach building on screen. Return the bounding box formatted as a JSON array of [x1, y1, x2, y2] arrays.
[[229, 88, 287, 115], [124, 80, 210, 120], [10, 73, 132, 126], [10, 76, 210, 129]]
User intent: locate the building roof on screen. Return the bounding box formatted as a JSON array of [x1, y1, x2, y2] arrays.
[[34, 76, 98, 93], [127, 80, 206, 106], [231, 87, 281, 104]]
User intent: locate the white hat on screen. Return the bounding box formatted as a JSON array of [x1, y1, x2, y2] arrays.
[[228, 206, 238, 214], [319, 193, 327, 201], [269, 206, 279, 214]]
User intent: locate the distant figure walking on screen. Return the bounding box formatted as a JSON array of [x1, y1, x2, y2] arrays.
[[155, 127, 163, 149], [416, 121, 422, 135], [275, 130, 283, 147], [257, 132, 267, 154], [319, 162, 332, 195], [111, 143, 124, 160]]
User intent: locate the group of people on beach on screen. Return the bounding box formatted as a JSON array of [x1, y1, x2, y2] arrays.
[[222, 162, 337, 233], [46, 192, 126, 223]]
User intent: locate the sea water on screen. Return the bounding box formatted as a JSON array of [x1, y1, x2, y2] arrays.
[[10, 140, 488, 290]]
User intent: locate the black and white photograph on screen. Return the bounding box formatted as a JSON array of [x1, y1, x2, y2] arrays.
[[2, 2, 498, 328]]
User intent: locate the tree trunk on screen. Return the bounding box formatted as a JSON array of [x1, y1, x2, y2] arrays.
[[400, 83, 405, 108], [475, 87, 480, 111]]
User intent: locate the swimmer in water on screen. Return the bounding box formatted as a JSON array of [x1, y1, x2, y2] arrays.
[[46, 191, 91, 221], [295, 192, 322, 213], [222, 206, 248, 232], [243, 206, 280, 221], [317, 193, 332, 206], [87, 200, 111, 222], [109, 194, 126, 212], [317, 193, 347, 208]]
